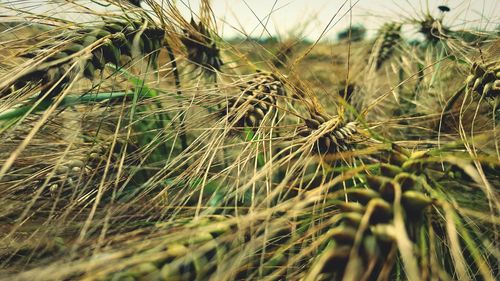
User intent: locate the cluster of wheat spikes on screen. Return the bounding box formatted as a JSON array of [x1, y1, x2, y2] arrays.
[[0, 1, 498, 281]]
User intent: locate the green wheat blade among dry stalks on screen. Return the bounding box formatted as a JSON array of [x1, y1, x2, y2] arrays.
[[0, 1, 498, 281]]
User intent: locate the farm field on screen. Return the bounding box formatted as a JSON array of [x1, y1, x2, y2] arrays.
[[0, 1, 499, 280]]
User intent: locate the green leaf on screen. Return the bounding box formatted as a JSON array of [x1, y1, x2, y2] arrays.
[[0, 91, 133, 122]]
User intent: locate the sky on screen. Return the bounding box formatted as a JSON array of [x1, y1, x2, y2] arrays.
[[181, 0, 499, 40], [1, 0, 498, 41]]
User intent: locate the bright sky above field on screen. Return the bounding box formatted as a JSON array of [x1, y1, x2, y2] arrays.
[[188, 0, 499, 40], [1, 0, 498, 40]]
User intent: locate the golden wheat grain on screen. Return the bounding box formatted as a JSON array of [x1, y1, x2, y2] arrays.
[[466, 60, 500, 98], [296, 110, 359, 154], [181, 19, 223, 76], [222, 71, 285, 129]]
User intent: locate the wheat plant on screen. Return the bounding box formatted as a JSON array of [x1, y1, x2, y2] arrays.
[[0, 1, 498, 281]]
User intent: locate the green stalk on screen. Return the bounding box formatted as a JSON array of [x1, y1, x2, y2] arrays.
[[0, 91, 133, 122]]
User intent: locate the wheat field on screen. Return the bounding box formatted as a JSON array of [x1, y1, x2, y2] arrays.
[[0, 1, 498, 280]]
